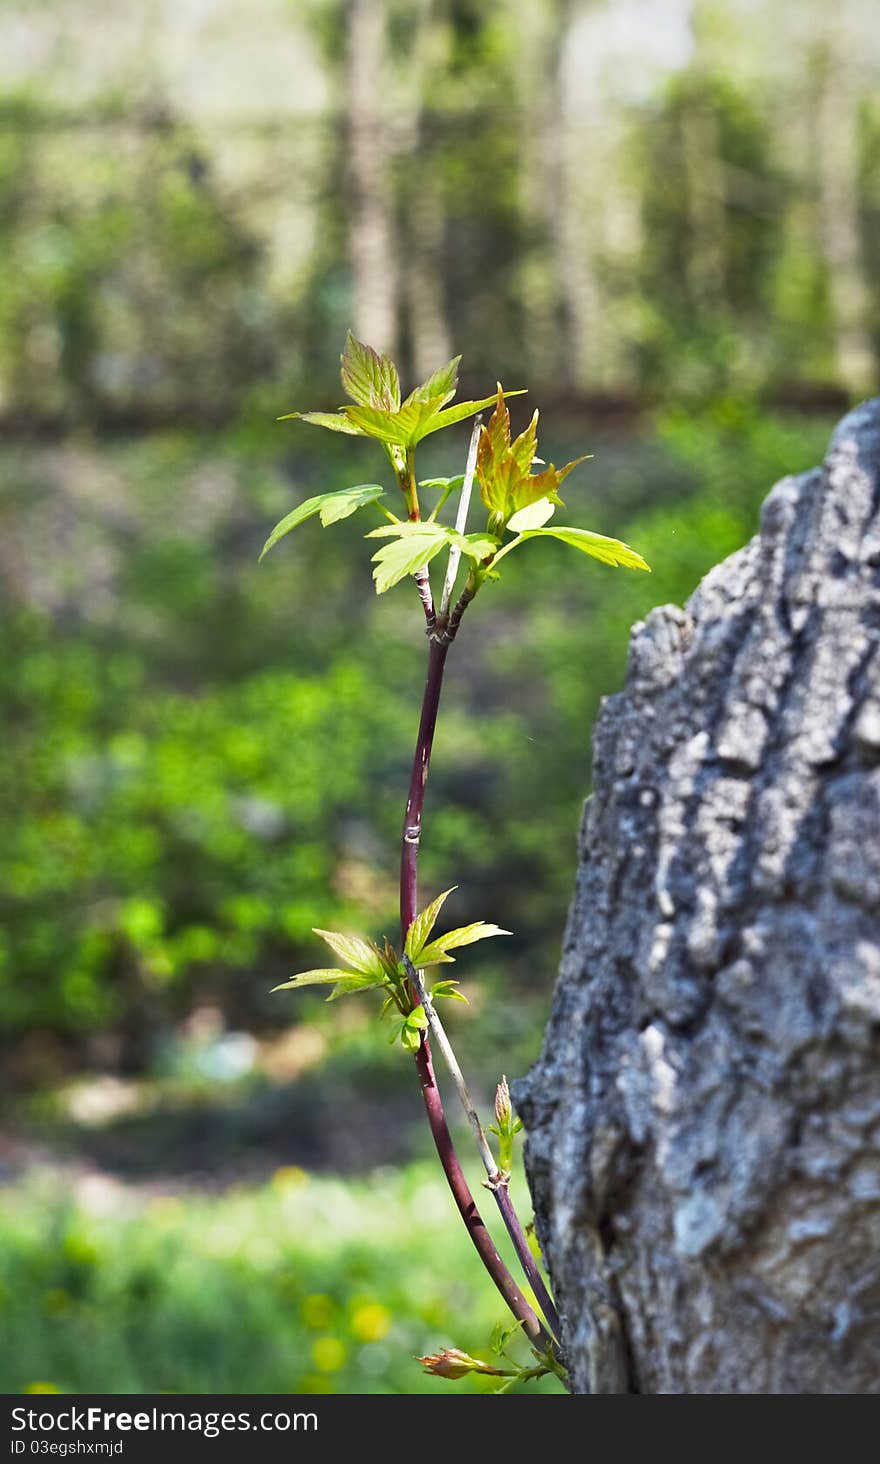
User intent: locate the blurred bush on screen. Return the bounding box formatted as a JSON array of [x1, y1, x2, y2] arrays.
[[0, 0, 870, 1073], [0, 4, 878, 424], [0, 1162, 559, 1394], [0, 405, 833, 1070]]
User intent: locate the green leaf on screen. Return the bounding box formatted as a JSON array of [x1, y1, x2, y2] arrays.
[[282, 336, 523, 453], [495, 526, 650, 572], [416, 391, 526, 441], [366, 521, 497, 576], [378, 936, 401, 979], [259, 485, 385, 561], [412, 948, 455, 966], [400, 1022, 422, 1052], [547, 455, 591, 488], [405, 1007, 428, 1031], [347, 391, 527, 449], [510, 410, 540, 476], [476, 388, 591, 525], [271, 968, 359, 993], [405, 888, 457, 962], [490, 1320, 521, 1356], [506, 497, 556, 532], [317, 487, 386, 527], [416, 921, 511, 967], [312, 928, 386, 978], [418, 474, 465, 494], [406, 355, 462, 405], [343, 397, 446, 446], [325, 974, 385, 1001], [365, 520, 450, 540], [430, 979, 468, 1004], [340, 331, 401, 411], [277, 410, 365, 436], [460, 532, 499, 562], [369, 530, 450, 594]]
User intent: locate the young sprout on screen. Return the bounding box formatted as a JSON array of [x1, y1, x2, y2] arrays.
[[263, 333, 651, 1389]]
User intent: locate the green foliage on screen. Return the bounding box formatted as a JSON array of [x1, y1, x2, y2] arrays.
[[0, 99, 271, 424], [273, 929, 396, 1007], [429, 979, 467, 1005], [259, 485, 385, 562], [0, 406, 833, 1050], [390, 1007, 428, 1054], [271, 889, 508, 1050], [493, 524, 651, 573], [311, 930, 387, 980], [269, 338, 649, 620], [476, 388, 587, 527], [281, 332, 523, 451], [340, 331, 404, 412], [414, 921, 511, 969], [366, 522, 498, 593], [0, 1164, 561, 1395], [403, 889, 456, 963], [0, 9, 867, 1397], [0, 27, 875, 429]]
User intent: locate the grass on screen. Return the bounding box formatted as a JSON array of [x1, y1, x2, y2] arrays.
[[0, 1160, 562, 1396]]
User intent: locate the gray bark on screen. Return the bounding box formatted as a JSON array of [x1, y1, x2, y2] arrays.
[[516, 399, 880, 1394]]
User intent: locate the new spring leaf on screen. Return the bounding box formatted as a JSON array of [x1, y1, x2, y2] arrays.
[[367, 522, 498, 594], [279, 331, 525, 449], [414, 921, 511, 968], [404, 888, 456, 963], [493, 525, 650, 573], [259, 484, 385, 561], [477, 386, 588, 527]]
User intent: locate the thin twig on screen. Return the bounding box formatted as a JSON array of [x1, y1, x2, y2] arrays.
[[404, 954, 563, 1346], [444, 571, 476, 643], [493, 1187, 563, 1349], [438, 415, 482, 620]]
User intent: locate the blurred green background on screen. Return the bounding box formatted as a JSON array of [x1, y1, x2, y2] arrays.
[[1, 0, 877, 1395]]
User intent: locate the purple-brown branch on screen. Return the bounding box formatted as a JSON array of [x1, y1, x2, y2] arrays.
[[400, 628, 552, 1352], [493, 1184, 562, 1344], [403, 953, 562, 1345], [400, 637, 447, 938]]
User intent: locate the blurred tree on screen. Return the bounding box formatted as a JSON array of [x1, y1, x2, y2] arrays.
[[811, 21, 876, 394], [347, 0, 399, 356]]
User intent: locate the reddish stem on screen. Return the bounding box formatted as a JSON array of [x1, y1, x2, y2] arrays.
[[494, 1184, 562, 1343], [400, 637, 448, 939], [412, 1040, 546, 1344], [400, 634, 550, 1350]]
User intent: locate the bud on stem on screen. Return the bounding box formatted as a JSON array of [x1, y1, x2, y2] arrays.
[[490, 1073, 523, 1176]]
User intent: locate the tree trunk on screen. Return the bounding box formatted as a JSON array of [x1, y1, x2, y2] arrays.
[[397, 0, 453, 382], [347, 0, 398, 355], [553, 1, 644, 394], [516, 399, 880, 1394], [813, 33, 876, 394]]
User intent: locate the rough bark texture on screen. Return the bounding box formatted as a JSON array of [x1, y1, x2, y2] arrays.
[[516, 399, 880, 1394]]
